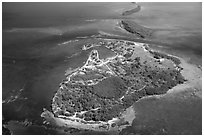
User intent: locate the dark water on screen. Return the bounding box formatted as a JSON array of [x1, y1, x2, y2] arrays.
[[3, 2, 133, 29], [121, 92, 202, 135], [2, 2, 202, 135]]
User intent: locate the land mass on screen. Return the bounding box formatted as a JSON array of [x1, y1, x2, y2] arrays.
[[120, 20, 154, 39], [41, 38, 186, 132], [122, 4, 141, 16]]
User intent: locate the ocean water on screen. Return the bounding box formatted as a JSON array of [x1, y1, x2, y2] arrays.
[[122, 92, 202, 135], [130, 2, 202, 65], [2, 2, 202, 135]]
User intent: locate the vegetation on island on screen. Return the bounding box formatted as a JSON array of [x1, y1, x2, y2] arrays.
[[52, 39, 186, 123], [122, 5, 141, 16], [121, 20, 154, 39]]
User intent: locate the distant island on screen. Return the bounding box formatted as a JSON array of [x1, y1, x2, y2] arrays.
[[122, 4, 141, 16], [120, 20, 154, 39], [121, 3, 154, 39]]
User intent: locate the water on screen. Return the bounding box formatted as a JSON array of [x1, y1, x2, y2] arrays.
[[130, 2, 202, 65], [2, 2, 202, 134], [121, 92, 202, 135]]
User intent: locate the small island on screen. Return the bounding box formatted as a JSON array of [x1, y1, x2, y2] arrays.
[[41, 38, 186, 132], [122, 4, 141, 16], [120, 20, 154, 39]]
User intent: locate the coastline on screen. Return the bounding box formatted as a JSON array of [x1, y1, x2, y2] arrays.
[[134, 53, 202, 101], [2, 2, 202, 135], [41, 38, 189, 132]]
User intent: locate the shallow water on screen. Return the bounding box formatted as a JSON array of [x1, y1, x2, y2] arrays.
[[2, 2, 202, 135], [131, 2, 202, 65], [121, 91, 202, 135]]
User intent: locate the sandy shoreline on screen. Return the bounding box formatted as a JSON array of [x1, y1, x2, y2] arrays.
[[166, 57, 201, 97]]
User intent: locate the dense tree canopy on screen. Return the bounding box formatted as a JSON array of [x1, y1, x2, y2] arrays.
[[52, 39, 186, 122]]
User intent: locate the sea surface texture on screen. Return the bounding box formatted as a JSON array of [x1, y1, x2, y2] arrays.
[[2, 2, 202, 135]]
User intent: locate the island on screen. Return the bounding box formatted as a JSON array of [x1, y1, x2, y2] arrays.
[[41, 38, 186, 132], [120, 20, 154, 39], [122, 4, 141, 16]]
